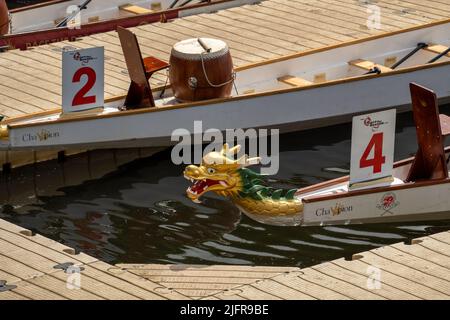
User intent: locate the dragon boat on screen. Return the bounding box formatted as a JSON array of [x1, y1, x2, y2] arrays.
[[184, 83, 450, 226], [2, 20, 450, 152]]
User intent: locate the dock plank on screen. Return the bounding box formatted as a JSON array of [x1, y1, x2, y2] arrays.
[[262, 0, 376, 36], [360, 251, 450, 295], [419, 237, 450, 258], [371, 245, 450, 282], [292, 0, 428, 27], [328, 0, 431, 24], [250, 278, 316, 299], [333, 258, 445, 299], [7, 280, 67, 300], [2, 216, 450, 300], [391, 241, 450, 269], [217, 9, 335, 45], [232, 285, 282, 300], [0, 219, 186, 300], [314, 261, 419, 300], [430, 231, 450, 245], [270, 271, 352, 299]]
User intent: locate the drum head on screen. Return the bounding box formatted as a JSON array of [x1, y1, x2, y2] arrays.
[[171, 38, 229, 60]]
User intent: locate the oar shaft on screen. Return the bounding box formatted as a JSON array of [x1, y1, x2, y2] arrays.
[[179, 0, 195, 7], [428, 47, 450, 63], [56, 0, 92, 28], [391, 42, 428, 69], [169, 0, 180, 8]]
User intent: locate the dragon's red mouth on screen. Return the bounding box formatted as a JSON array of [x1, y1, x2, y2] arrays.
[[188, 179, 221, 195]]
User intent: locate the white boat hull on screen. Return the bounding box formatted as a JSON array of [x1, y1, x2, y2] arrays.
[[3, 19, 450, 151], [301, 180, 450, 226], [10, 0, 201, 33], [4, 62, 450, 151]]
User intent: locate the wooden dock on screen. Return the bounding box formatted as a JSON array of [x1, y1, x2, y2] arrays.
[[1, 217, 449, 300]]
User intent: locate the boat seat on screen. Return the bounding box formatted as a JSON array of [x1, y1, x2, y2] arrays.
[[348, 59, 392, 73], [424, 45, 450, 57], [117, 27, 169, 109], [119, 4, 154, 15], [277, 75, 312, 87]]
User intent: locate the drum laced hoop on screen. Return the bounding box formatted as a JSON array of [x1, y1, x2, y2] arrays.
[[200, 52, 237, 91]]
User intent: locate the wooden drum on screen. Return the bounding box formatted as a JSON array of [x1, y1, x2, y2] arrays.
[[169, 38, 234, 102], [0, 0, 9, 36]]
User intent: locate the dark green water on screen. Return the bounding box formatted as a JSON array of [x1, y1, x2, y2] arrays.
[[2, 109, 450, 268]]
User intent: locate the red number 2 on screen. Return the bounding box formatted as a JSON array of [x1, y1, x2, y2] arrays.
[[360, 132, 385, 173], [72, 67, 96, 106]]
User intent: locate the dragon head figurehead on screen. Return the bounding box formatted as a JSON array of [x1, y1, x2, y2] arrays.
[[183, 144, 304, 226], [184, 144, 260, 203]]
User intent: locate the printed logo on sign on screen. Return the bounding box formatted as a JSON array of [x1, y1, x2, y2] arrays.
[[316, 203, 353, 217], [22, 129, 60, 142], [73, 51, 97, 65], [362, 116, 388, 131], [376, 192, 399, 216]]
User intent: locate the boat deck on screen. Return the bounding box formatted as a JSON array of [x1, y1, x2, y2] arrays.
[[1, 217, 449, 300]]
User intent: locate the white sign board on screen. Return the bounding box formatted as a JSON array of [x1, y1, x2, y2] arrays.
[[62, 47, 104, 113], [349, 109, 396, 186]]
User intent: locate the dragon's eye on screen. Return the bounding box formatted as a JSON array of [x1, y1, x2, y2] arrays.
[[207, 168, 216, 174]]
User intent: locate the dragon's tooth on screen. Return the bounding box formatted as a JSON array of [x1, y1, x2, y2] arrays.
[[192, 199, 202, 204], [219, 181, 228, 187]]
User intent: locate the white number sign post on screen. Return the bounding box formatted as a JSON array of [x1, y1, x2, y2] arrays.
[[349, 109, 396, 187], [62, 47, 104, 113]]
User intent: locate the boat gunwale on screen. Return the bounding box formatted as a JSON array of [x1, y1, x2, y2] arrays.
[[4, 0, 239, 34], [7, 0, 229, 14], [296, 154, 421, 195], [8, 0, 73, 13], [6, 58, 450, 130], [302, 176, 450, 203], [300, 147, 450, 204]]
